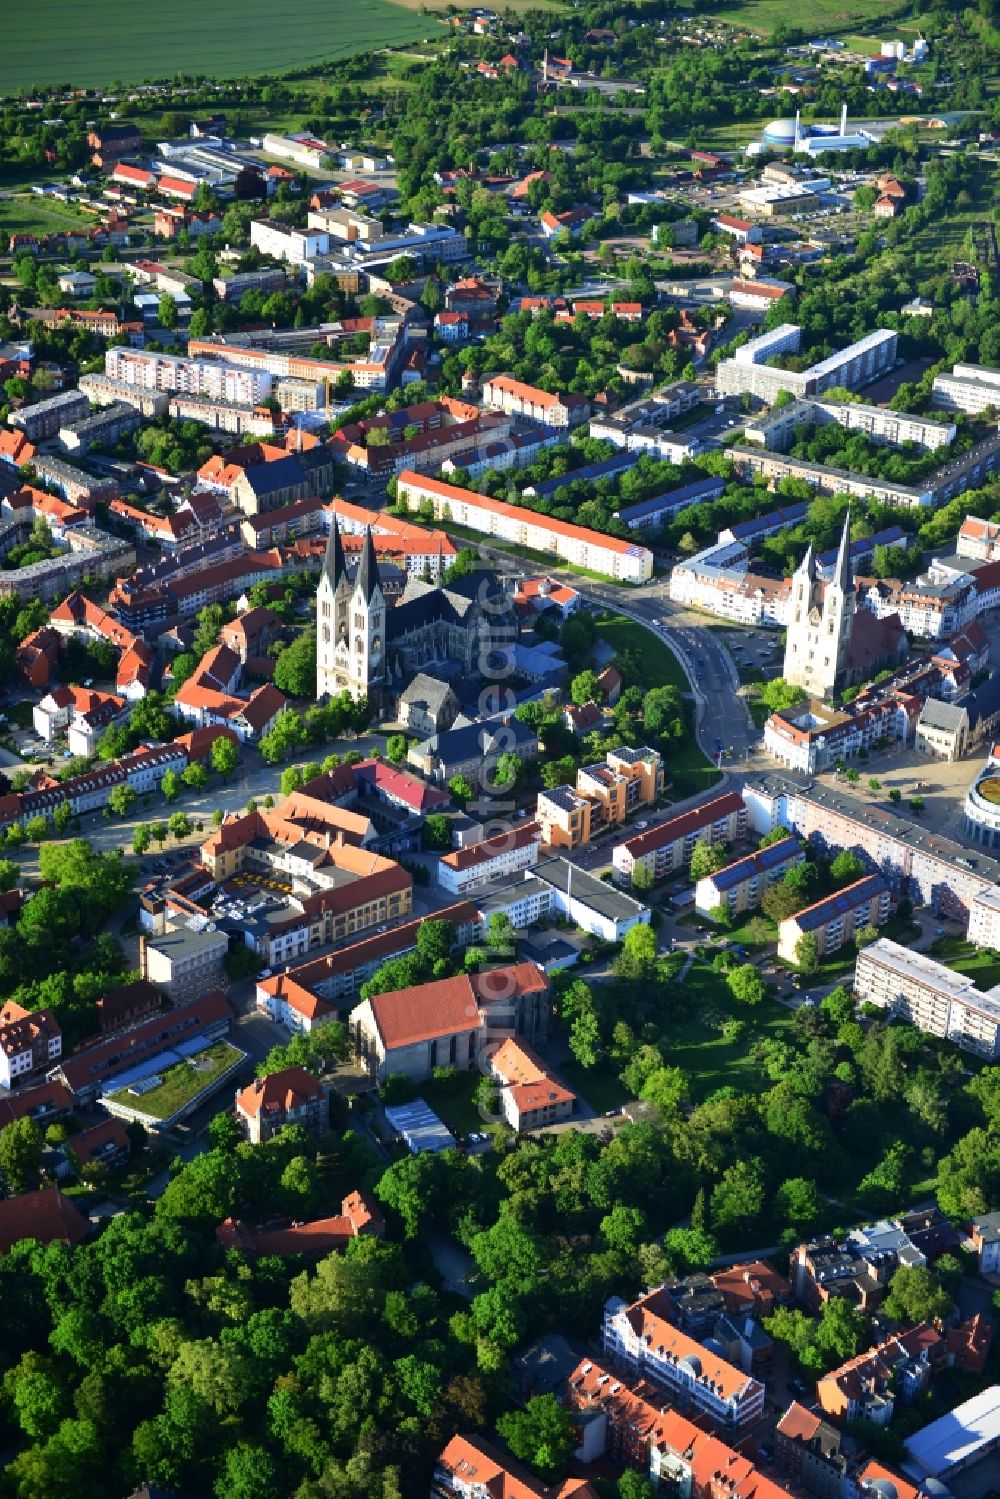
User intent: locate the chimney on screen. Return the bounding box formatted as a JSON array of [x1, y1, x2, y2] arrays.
[[840, 101, 848, 136]]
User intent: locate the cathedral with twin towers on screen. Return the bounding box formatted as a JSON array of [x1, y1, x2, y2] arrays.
[[315, 518, 516, 715]]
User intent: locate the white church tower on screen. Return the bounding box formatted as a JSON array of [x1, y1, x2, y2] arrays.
[[316, 518, 386, 703], [783, 512, 855, 701]]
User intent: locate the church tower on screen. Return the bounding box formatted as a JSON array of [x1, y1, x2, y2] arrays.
[[316, 518, 353, 699], [783, 512, 855, 701], [346, 526, 386, 703]]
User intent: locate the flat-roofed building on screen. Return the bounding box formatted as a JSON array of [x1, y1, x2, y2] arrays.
[[143, 921, 229, 1002], [854, 937, 1000, 1059], [932, 361, 1000, 414], [536, 785, 593, 850], [535, 858, 651, 942]]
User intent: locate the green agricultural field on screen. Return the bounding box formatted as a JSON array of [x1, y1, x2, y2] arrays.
[[701, 0, 910, 37], [0, 0, 439, 94]]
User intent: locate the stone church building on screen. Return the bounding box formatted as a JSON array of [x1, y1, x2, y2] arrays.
[[316, 519, 517, 717]]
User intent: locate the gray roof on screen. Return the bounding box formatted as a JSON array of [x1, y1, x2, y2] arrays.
[[535, 857, 650, 922], [918, 698, 968, 732], [399, 672, 455, 711]]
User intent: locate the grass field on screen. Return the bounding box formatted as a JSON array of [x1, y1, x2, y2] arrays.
[[0, 0, 438, 93], [0, 194, 92, 240], [930, 936, 1000, 991], [104, 1041, 244, 1122], [701, 0, 911, 37]]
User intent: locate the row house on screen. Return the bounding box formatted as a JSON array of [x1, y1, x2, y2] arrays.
[[763, 693, 919, 776], [856, 568, 979, 642], [613, 793, 747, 888], [434, 1435, 596, 1499], [601, 1287, 766, 1431], [776, 873, 891, 964], [817, 1323, 943, 1425], [481, 373, 590, 428]]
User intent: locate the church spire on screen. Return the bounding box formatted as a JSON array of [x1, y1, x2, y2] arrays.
[[797, 542, 816, 582], [323, 516, 347, 589], [833, 510, 853, 594], [356, 525, 381, 603]]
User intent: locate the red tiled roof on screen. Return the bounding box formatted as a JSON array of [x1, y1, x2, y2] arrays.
[[366, 974, 483, 1050], [0, 1188, 90, 1252], [66, 1117, 130, 1169], [440, 822, 541, 872], [236, 1065, 324, 1120], [620, 792, 744, 858]]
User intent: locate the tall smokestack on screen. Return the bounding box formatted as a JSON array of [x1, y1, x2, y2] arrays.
[[794, 110, 801, 150], [840, 101, 848, 136], [542, 48, 548, 83]]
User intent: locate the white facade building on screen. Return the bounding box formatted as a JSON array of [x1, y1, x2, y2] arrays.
[[855, 938, 1000, 1060], [396, 472, 653, 583]]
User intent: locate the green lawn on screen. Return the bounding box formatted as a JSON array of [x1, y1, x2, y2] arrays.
[[417, 1071, 505, 1138], [929, 937, 1000, 991], [596, 614, 722, 796], [561, 1058, 629, 1115], [104, 1041, 244, 1122], [667, 961, 798, 1101], [0, 195, 92, 240], [0, 0, 438, 92]]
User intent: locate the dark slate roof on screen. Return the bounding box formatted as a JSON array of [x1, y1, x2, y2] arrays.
[[241, 454, 306, 496]]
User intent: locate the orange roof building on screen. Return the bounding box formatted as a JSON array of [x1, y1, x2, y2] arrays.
[[436, 1434, 597, 1499], [217, 1189, 383, 1259], [235, 1064, 326, 1143]]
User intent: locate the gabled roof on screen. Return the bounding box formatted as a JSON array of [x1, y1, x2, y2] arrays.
[[236, 1065, 324, 1120], [0, 1188, 90, 1252], [366, 974, 483, 1050]]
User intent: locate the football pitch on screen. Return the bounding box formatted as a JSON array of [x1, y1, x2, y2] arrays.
[[1, 0, 438, 93]]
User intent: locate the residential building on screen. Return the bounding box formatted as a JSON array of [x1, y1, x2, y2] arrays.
[[536, 785, 594, 851], [716, 326, 897, 403], [613, 793, 747, 888], [66, 1118, 131, 1174], [433, 1435, 597, 1499], [968, 1211, 1000, 1275], [9, 388, 89, 441], [489, 1038, 575, 1131], [602, 1288, 766, 1431], [958, 514, 1000, 562], [853, 938, 1000, 1060], [217, 1191, 384, 1260], [816, 1323, 942, 1425], [0, 1002, 62, 1088], [437, 822, 542, 895], [695, 837, 804, 919], [0, 1189, 90, 1254], [744, 399, 955, 453], [774, 1404, 849, 1499], [235, 1066, 326, 1143], [932, 361, 1000, 414], [776, 873, 891, 963], [396, 472, 653, 583]]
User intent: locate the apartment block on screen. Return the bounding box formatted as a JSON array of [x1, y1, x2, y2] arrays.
[[437, 822, 542, 895], [434, 1435, 597, 1499], [0, 1003, 62, 1089], [744, 398, 955, 453], [932, 362, 1000, 414], [481, 373, 589, 427], [575, 746, 664, 829], [716, 326, 896, 403], [9, 389, 89, 441], [536, 785, 594, 850], [396, 472, 653, 584], [777, 873, 891, 963], [105, 346, 272, 405], [613, 793, 747, 888], [854, 937, 1000, 1059], [744, 772, 1000, 923], [235, 1066, 326, 1144], [695, 836, 804, 919], [774, 1404, 850, 1499], [602, 1288, 766, 1431], [816, 1323, 942, 1425]]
